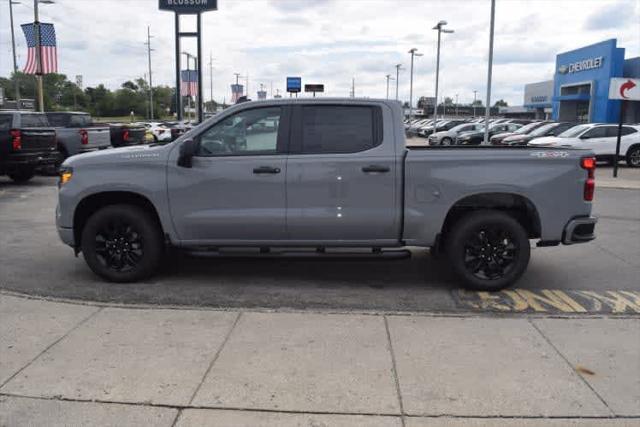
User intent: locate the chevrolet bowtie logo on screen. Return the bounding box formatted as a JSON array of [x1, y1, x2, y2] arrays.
[[558, 65, 568, 74]]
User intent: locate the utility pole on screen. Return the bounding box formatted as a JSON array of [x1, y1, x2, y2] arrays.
[[408, 48, 422, 120], [484, 0, 496, 144], [145, 25, 154, 119], [245, 72, 249, 99], [34, 0, 44, 112], [455, 93, 459, 117], [351, 77, 355, 98], [394, 64, 403, 101], [385, 74, 395, 100], [9, 0, 21, 110]]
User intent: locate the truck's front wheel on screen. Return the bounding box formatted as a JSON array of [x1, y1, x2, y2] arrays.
[[446, 210, 530, 291], [81, 205, 163, 282]]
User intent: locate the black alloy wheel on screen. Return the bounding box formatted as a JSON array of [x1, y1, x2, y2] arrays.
[[81, 205, 163, 282], [627, 146, 640, 168], [446, 210, 530, 291]]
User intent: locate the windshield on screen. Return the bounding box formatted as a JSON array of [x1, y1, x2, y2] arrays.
[[558, 124, 591, 137], [514, 122, 543, 134], [528, 123, 559, 137]]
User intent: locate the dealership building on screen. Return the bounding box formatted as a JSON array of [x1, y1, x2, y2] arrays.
[[522, 39, 640, 123]]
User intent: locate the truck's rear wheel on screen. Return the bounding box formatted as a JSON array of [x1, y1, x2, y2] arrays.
[[446, 210, 530, 291], [8, 168, 35, 183], [81, 205, 163, 282]]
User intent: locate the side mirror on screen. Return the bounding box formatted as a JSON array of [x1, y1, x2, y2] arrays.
[[177, 139, 198, 168]]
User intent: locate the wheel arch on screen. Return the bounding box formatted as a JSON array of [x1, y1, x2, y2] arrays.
[[440, 192, 542, 240], [73, 191, 164, 250]]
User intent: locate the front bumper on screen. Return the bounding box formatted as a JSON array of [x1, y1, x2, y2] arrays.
[[56, 204, 75, 247], [563, 216, 597, 244]]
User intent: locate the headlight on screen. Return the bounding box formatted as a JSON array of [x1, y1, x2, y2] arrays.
[[59, 166, 73, 186]]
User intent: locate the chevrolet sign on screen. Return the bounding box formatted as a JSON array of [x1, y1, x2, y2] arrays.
[[158, 0, 217, 13], [558, 56, 604, 75]]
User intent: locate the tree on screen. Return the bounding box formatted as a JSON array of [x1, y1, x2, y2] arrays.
[[471, 99, 483, 107], [493, 99, 508, 107]]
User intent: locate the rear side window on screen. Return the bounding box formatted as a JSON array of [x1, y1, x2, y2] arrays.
[[69, 114, 92, 127], [0, 114, 13, 130], [46, 113, 69, 127], [20, 114, 49, 128], [301, 106, 382, 154], [611, 126, 638, 137]]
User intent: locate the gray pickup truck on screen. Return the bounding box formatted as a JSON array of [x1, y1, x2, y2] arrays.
[[56, 99, 597, 290], [46, 112, 111, 165]]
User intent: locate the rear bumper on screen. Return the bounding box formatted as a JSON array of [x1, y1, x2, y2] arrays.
[[562, 216, 597, 245], [1, 151, 58, 171]]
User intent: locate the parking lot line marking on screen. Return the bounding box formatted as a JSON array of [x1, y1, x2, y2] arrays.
[[453, 289, 640, 314]]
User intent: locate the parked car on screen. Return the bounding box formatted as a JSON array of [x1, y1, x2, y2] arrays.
[[490, 121, 548, 145], [46, 112, 111, 165], [418, 119, 468, 138], [57, 98, 597, 292], [109, 123, 147, 147], [529, 123, 640, 166], [429, 122, 483, 145], [456, 123, 523, 145], [503, 122, 577, 146], [0, 111, 57, 182]]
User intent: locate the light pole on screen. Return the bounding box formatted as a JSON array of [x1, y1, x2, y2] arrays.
[[385, 74, 395, 99], [484, 0, 496, 144], [145, 25, 154, 119], [473, 89, 478, 118], [432, 20, 454, 134], [455, 93, 459, 117], [9, 0, 21, 109], [209, 52, 215, 110], [394, 63, 403, 101], [408, 48, 423, 120], [33, 0, 55, 112]]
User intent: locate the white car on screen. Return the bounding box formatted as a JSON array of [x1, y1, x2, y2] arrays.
[[529, 123, 640, 167], [428, 123, 483, 145], [145, 122, 172, 142]]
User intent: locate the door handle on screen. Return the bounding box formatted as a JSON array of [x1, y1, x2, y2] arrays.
[[253, 166, 281, 174], [362, 165, 390, 173]]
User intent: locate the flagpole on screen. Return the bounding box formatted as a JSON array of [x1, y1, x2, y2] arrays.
[[33, 0, 44, 112], [9, 0, 21, 110]]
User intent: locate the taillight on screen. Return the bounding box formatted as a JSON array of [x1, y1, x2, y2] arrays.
[[10, 129, 22, 150], [79, 129, 88, 145], [123, 130, 130, 142], [581, 156, 596, 201]]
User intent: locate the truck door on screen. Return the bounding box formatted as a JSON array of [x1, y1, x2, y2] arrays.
[[285, 104, 400, 243], [167, 106, 289, 242]]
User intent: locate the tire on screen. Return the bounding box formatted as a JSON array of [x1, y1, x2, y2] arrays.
[[626, 146, 640, 168], [8, 168, 35, 183], [81, 204, 163, 282], [441, 137, 453, 146], [445, 210, 530, 291]]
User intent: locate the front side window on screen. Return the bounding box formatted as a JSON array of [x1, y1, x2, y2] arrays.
[[196, 107, 281, 156], [582, 127, 608, 139], [301, 106, 380, 154]]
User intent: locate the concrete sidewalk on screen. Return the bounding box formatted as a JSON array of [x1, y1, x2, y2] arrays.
[[0, 294, 638, 426]]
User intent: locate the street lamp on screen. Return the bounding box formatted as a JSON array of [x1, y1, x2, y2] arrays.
[[484, 0, 496, 144], [408, 48, 423, 120], [394, 63, 403, 101], [432, 20, 454, 134], [473, 89, 478, 118], [385, 74, 395, 100]]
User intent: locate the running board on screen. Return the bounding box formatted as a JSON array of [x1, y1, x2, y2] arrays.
[[185, 248, 412, 260]]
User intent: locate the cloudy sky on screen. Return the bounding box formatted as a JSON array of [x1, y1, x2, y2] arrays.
[[1, 0, 638, 106]]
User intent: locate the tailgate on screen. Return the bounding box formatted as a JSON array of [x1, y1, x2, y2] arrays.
[[125, 127, 147, 144], [19, 127, 57, 152], [85, 126, 112, 149]]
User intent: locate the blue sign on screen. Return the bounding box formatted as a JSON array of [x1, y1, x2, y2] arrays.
[[287, 77, 301, 93]]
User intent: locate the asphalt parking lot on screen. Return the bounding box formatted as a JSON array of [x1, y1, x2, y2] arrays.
[[0, 171, 638, 315]]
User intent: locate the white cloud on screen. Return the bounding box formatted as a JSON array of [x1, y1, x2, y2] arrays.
[[0, 0, 638, 106]]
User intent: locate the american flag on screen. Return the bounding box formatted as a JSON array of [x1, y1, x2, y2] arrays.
[[21, 23, 58, 74], [181, 70, 198, 96]]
